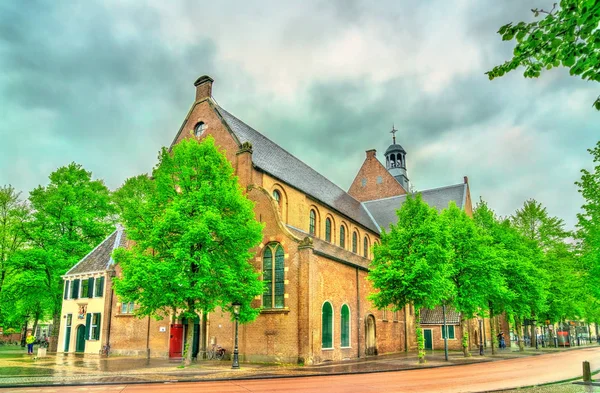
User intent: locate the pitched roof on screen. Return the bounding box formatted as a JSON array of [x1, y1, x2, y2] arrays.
[[65, 227, 126, 276], [363, 183, 467, 231], [420, 306, 461, 325], [216, 105, 379, 233]]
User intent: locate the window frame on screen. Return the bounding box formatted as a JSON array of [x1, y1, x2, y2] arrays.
[[341, 304, 350, 348], [441, 325, 456, 340], [322, 301, 334, 349], [89, 312, 101, 340], [309, 210, 316, 235], [272, 190, 281, 205], [352, 231, 358, 253], [262, 243, 285, 309], [194, 122, 206, 137], [363, 236, 369, 258], [325, 218, 332, 242], [340, 225, 346, 249], [121, 302, 135, 314]]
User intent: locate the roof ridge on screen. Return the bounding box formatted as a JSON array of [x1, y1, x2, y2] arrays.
[[365, 182, 464, 205]]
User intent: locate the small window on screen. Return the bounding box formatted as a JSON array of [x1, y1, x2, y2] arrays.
[[309, 210, 316, 235], [393, 310, 399, 322], [325, 218, 332, 242], [442, 325, 456, 339], [94, 277, 104, 298], [63, 280, 70, 300], [81, 279, 89, 299], [352, 232, 358, 253], [382, 308, 388, 321], [341, 305, 350, 347], [377, 176, 383, 184], [194, 122, 206, 137], [340, 226, 346, 249], [121, 302, 135, 314], [363, 237, 369, 258], [361, 178, 367, 187], [322, 302, 333, 349], [273, 190, 281, 204], [90, 313, 101, 340]]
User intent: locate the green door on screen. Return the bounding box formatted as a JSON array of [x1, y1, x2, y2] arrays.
[[64, 327, 71, 352], [75, 325, 86, 353], [424, 329, 433, 350]]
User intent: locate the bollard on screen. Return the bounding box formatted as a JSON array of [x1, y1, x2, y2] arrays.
[[583, 361, 591, 384]]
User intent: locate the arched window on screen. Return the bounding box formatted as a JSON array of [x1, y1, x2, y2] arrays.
[[194, 122, 206, 137], [309, 210, 316, 235], [322, 302, 333, 349], [273, 190, 281, 205], [262, 243, 285, 308], [352, 231, 358, 253], [340, 226, 346, 249], [341, 304, 350, 347], [363, 237, 369, 258], [325, 218, 332, 242]]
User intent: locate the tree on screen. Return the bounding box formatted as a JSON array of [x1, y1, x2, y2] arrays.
[[20, 163, 114, 351], [441, 202, 501, 356], [576, 141, 600, 316], [487, 0, 600, 110], [368, 194, 453, 363], [113, 136, 264, 365], [0, 185, 26, 327]]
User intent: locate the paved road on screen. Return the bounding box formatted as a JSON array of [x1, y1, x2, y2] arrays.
[[2, 347, 599, 393]]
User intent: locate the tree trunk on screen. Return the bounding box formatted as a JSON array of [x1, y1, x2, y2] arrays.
[[489, 304, 495, 355], [461, 318, 470, 357], [49, 310, 60, 352], [184, 317, 194, 366], [415, 309, 426, 364], [20, 320, 28, 347], [516, 317, 524, 352]]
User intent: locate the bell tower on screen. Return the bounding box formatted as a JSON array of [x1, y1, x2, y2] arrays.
[[384, 126, 410, 191]]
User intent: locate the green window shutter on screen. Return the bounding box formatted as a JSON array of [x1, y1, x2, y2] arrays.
[[87, 277, 94, 298], [341, 305, 350, 347], [85, 313, 91, 340], [449, 326, 455, 339], [72, 279, 80, 299], [94, 313, 101, 340], [64, 280, 70, 300], [322, 302, 333, 348], [274, 245, 285, 308], [262, 247, 273, 308], [96, 277, 104, 297]]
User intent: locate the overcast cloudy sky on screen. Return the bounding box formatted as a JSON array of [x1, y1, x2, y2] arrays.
[[1, 0, 597, 229]]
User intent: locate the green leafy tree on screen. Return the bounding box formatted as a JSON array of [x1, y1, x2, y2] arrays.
[[487, 0, 600, 110], [20, 163, 114, 351], [368, 194, 453, 363], [0, 185, 27, 327], [441, 202, 501, 356], [113, 136, 264, 366], [576, 142, 600, 320]]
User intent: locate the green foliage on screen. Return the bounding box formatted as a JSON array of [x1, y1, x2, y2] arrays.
[[17, 163, 114, 347], [487, 0, 600, 109], [462, 330, 469, 349], [113, 136, 264, 325], [576, 141, 600, 318], [368, 194, 453, 312]]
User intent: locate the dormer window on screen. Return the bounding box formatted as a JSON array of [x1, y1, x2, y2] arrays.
[[194, 122, 207, 137]]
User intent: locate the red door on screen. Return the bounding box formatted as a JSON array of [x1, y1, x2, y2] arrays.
[[169, 324, 184, 358]]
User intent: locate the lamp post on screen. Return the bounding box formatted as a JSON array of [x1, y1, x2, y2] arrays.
[[479, 318, 484, 356], [232, 302, 241, 369]]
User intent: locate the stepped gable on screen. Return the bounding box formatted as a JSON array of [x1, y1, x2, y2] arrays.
[[421, 306, 461, 325], [363, 183, 467, 232], [65, 228, 126, 275], [216, 106, 379, 233]]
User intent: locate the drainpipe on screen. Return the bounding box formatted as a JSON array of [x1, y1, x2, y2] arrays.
[[356, 267, 360, 359]]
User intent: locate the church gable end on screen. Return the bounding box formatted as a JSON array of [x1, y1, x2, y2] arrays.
[[348, 149, 407, 202]]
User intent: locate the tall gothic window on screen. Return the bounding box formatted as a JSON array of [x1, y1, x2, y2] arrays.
[[352, 231, 358, 253], [309, 210, 316, 235], [322, 302, 333, 349], [341, 304, 350, 347], [340, 226, 346, 249], [325, 218, 332, 242], [363, 237, 369, 258], [262, 243, 285, 308]]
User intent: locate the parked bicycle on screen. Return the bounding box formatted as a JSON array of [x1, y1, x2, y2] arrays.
[[207, 344, 225, 360], [101, 344, 110, 356]]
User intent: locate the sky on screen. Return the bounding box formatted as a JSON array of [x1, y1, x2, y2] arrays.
[[0, 0, 598, 230]]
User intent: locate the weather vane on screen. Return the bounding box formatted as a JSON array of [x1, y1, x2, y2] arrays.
[[390, 124, 397, 144]]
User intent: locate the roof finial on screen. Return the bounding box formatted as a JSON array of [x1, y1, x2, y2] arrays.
[[390, 124, 397, 145]]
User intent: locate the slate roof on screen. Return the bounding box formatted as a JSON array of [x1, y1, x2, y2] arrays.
[[65, 227, 126, 276], [420, 306, 461, 325], [216, 106, 379, 233], [363, 183, 467, 232]]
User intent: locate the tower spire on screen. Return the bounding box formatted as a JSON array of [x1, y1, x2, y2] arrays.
[[390, 124, 397, 145]]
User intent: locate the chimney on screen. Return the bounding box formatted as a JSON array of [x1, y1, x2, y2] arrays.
[[464, 176, 469, 184], [366, 149, 376, 159], [194, 75, 214, 101]]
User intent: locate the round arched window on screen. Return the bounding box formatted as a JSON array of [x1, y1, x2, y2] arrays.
[[273, 190, 281, 204], [194, 122, 207, 137]]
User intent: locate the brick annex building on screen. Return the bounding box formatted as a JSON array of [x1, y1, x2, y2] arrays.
[[58, 76, 506, 363]]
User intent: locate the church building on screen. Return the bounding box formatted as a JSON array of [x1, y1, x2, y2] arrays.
[[58, 75, 500, 363]]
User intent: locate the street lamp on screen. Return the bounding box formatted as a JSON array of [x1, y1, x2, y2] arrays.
[[479, 318, 484, 356], [232, 302, 241, 369]]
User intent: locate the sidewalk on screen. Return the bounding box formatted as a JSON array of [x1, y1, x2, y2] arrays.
[[0, 343, 597, 388]]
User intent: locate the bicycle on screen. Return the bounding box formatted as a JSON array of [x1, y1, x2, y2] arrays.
[[207, 344, 225, 360], [101, 344, 110, 356]]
